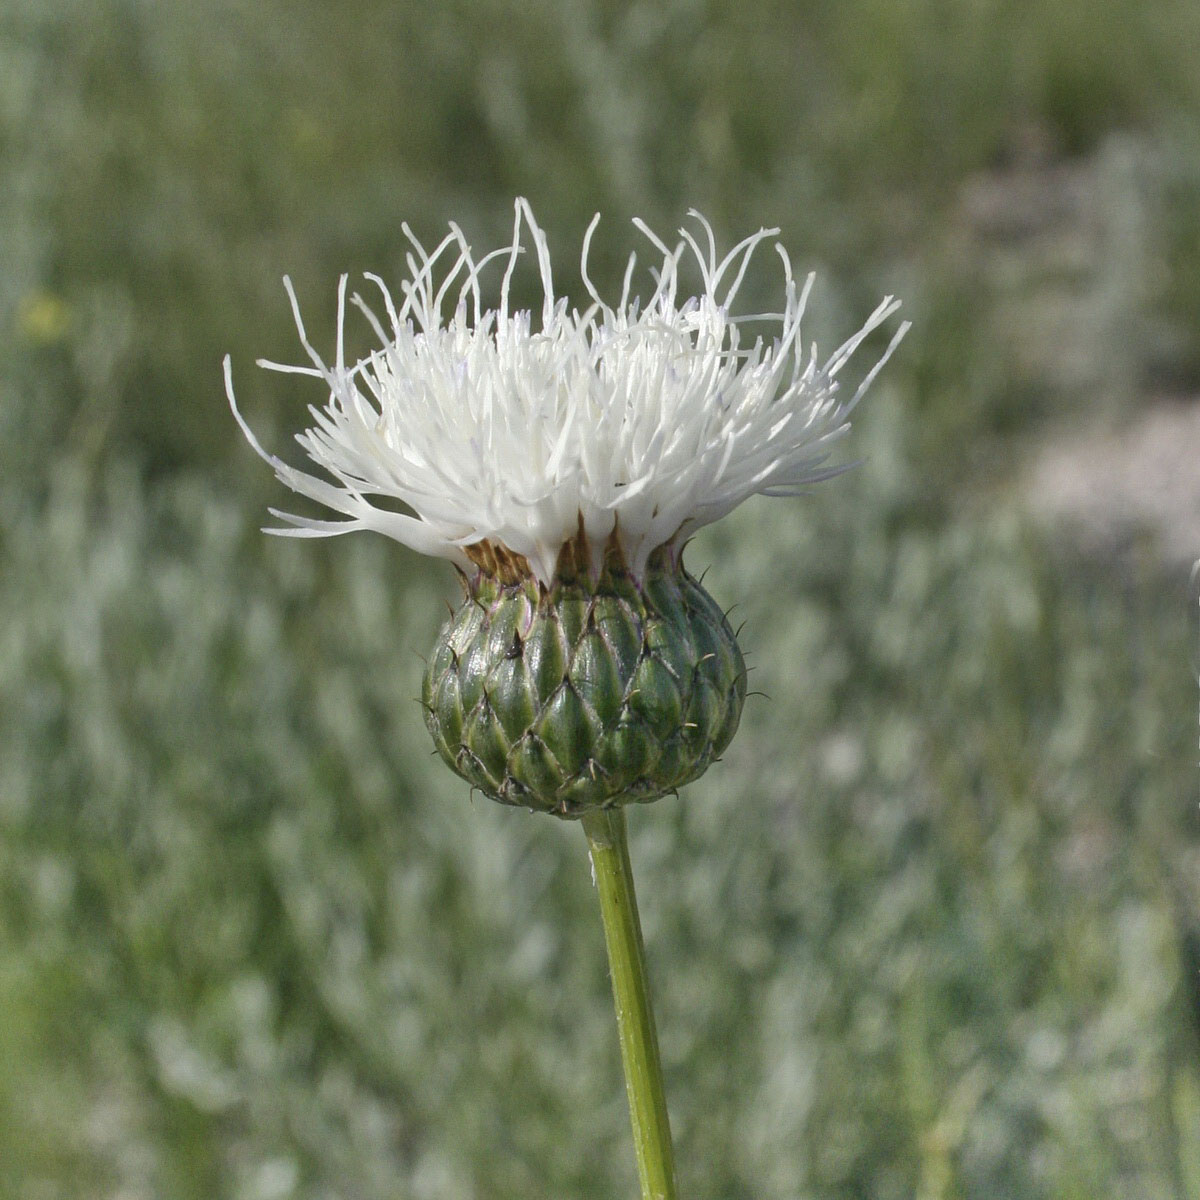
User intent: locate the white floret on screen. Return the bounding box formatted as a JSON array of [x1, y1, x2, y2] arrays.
[[227, 199, 908, 585]]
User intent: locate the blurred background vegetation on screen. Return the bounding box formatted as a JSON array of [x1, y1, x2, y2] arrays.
[[2, 1, 1198, 1196]]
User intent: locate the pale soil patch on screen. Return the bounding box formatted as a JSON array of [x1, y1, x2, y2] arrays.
[[1028, 399, 1200, 566]]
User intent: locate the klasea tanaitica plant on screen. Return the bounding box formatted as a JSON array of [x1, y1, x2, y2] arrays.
[[227, 199, 907, 1199]]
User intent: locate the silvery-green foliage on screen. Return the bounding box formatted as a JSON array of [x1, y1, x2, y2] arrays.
[[1, 434, 1194, 1199]]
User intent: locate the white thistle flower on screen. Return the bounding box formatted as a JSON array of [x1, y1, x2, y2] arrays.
[[226, 199, 908, 587]]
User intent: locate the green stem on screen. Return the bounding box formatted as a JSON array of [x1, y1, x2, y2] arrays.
[[582, 807, 678, 1200]]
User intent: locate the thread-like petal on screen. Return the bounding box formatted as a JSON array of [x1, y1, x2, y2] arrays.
[[228, 200, 908, 584]]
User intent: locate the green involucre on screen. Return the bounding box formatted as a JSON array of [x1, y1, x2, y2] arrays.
[[422, 555, 746, 817]]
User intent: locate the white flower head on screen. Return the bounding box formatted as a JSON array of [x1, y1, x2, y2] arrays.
[[227, 199, 908, 586]]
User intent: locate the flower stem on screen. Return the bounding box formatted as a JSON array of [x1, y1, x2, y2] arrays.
[[581, 807, 678, 1200]]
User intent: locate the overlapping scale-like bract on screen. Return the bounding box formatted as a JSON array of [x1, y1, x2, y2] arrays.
[[422, 553, 745, 818]]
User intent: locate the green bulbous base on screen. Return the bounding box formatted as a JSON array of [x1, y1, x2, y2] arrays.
[[422, 551, 746, 818]]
